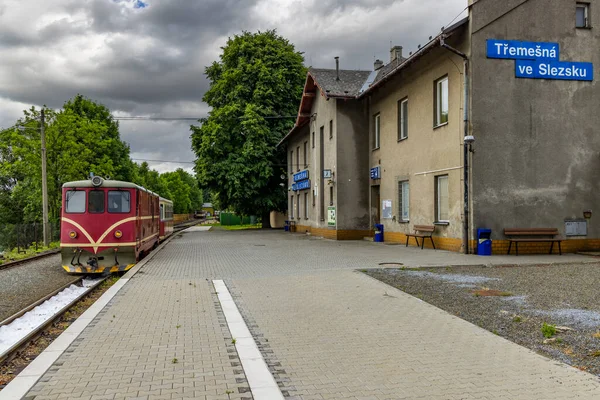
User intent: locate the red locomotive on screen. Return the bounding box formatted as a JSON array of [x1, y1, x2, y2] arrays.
[[60, 177, 172, 274]]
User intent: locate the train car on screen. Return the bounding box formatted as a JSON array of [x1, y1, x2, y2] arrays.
[[60, 176, 165, 274], [159, 197, 174, 241]]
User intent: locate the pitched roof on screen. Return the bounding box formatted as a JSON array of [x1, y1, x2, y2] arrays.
[[309, 68, 372, 98], [358, 17, 469, 97]]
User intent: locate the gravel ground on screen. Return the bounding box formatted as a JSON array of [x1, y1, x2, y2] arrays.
[[365, 262, 600, 377], [0, 255, 75, 322]]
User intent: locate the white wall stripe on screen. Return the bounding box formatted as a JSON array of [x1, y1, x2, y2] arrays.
[[212, 280, 285, 400]]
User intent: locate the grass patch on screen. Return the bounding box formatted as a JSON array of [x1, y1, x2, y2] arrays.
[[0, 241, 60, 265], [593, 331, 600, 339], [542, 322, 557, 338], [513, 316, 522, 323], [222, 223, 262, 230]]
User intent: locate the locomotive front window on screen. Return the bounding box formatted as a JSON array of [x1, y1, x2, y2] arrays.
[[65, 190, 86, 213], [108, 191, 131, 213], [88, 190, 105, 213]]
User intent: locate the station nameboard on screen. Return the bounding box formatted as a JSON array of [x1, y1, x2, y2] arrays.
[[293, 170, 309, 182], [292, 179, 311, 191], [487, 40, 559, 60], [516, 60, 593, 81]]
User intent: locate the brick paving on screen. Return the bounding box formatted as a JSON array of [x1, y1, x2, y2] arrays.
[[24, 229, 600, 399]]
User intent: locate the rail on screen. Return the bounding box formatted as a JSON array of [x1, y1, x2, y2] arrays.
[[0, 277, 107, 365]]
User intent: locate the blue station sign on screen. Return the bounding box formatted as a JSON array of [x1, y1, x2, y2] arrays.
[[516, 60, 593, 81], [293, 170, 309, 182], [486, 39, 559, 60], [487, 38, 593, 82], [292, 179, 311, 191], [370, 166, 380, 180]]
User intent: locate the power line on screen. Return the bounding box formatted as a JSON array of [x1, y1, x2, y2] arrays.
[[131, 158, 195, 164], [113, 115, 297, 121]]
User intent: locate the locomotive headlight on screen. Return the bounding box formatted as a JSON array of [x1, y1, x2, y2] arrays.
[[69, 231, 77, 239], [114, 230, 122, 239]]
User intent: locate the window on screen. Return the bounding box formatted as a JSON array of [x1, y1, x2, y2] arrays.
[[434, 76, 449, 126], [108, 191, 131, 213], [398, 98, 408, 140], [160, 204, 165, 220], [304, 192, 309, 219], [312, 131, 315, 148], [373, 113, 381, 149], [65, 190, 85, 213], [329, 186, 334, 206], [88, 190, 105, 213], [303, 141, 308, 167], [435, 175, 449, 222], [290, 150, 294, 174], [329, 120, 333, 139], [296, 146, 300, 171], [290, 196, 294, 219], [297, 194, 300, 219], [398, 181, 409, 221], [577, 3, 590, 28]]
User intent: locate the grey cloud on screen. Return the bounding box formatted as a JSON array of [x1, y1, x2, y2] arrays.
[[0, 0, 466, 173]]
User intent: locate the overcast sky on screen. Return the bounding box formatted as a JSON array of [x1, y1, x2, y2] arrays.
[[0, 0, 466, 174]]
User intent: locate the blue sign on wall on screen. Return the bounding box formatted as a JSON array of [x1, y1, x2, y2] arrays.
[[487, 39, 559, 60], [516, 60, 593, 81], [292, 179, 311, 191], [370, 166, 380, 180], [293, 170, 309, 182]]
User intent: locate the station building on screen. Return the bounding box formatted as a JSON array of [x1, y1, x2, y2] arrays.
[[281, 0, 600, 253]]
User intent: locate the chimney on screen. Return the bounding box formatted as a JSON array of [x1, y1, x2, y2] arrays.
[[374, 59, 384, 70], [390, 45, 403, 62], [335, 56, 340, 81]]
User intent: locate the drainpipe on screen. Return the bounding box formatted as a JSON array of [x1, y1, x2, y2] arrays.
[[441, 36, 471, 254]]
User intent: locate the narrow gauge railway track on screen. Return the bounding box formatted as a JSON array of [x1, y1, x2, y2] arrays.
[[0, 249, 61, 272], [0, 277, 107, 366], [0, 219, 200, 274], [0, 220, 201, 367]]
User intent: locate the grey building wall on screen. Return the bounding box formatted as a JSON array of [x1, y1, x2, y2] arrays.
[[336, 99, 371, 231], [470, 0, 600, 240]]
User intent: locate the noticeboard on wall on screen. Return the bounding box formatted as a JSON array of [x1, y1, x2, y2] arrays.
[[565, 220, 587, 236], [382, 200, 392, 219], [328, 206, 336, 226]]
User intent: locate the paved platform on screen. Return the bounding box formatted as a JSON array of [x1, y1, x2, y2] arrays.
[[16, 230, 600, 399]]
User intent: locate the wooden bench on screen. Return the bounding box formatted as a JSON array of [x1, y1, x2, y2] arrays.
[[504, 228, 562, 256], [405, 225, 436, 249]]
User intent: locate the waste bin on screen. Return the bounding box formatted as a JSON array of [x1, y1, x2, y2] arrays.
[[374, 224, 384, 243], [477, 228, 492, 256], [284, 221, 290, 232]]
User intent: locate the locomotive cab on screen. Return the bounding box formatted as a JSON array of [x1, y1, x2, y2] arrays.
[[60, 178, 164, 274]]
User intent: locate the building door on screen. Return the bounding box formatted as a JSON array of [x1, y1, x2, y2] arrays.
[[371, 185, 380, 225]]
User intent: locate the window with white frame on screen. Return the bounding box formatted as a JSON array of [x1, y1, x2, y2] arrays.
[[373, 113, 381, 149], [290, 195, 294, 219], [434, 76, 449, 126], [296, 146, 300, 171], [398, 181, 409, 221], [297, 194, 300, 219], [577, 3, 590, 28], [435, 175, 449, 222], [398, 98, 408, 140], [303, 141, 308, 167]]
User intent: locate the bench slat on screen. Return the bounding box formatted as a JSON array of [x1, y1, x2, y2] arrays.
[[413, 225, 435, 233], [504, 228, 559, 236]]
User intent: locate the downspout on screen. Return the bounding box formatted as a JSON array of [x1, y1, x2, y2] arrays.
[[440, 36, 471, 254]]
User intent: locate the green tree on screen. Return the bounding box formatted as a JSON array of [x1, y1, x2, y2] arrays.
[[191, 30, 306, 223], [0, 96, 134, 224]]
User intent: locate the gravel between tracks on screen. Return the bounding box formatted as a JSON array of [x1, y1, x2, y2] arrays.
[[0, 255, 73, 322], [365, 262, 600, 377]]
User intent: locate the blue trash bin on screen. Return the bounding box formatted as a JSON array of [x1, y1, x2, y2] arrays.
[[477, 228, 492, 256], [374, 224, 384, 242], [284, 221, 290, 232]]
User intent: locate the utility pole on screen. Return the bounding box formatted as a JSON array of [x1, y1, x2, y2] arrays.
[[41, 109, 50, 246]]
